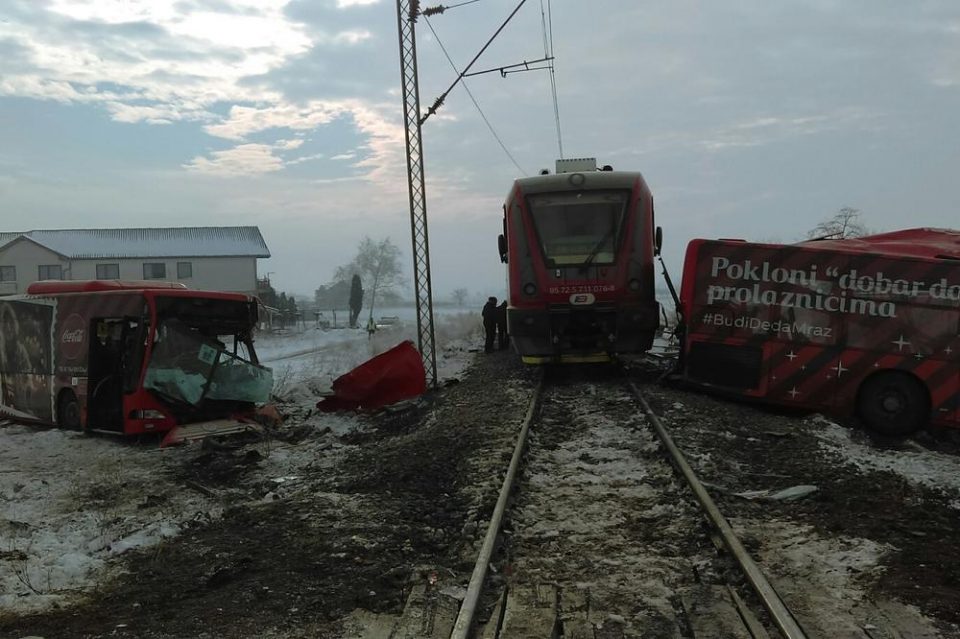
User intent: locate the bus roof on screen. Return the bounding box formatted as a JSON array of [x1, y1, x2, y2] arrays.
[[798, 228, 960, 260], [26, 280, 189, 295], [24, 280, 255, 303]]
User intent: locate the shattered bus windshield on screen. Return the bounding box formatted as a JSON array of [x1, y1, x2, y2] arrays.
[[144, 319, 272, 407], [528, 190, 629, 266]]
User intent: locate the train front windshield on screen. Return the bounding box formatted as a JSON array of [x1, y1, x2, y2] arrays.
[[527, 190, 629, 266]]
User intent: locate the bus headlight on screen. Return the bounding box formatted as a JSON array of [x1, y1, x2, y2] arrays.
[[523, 283, 537, 296], [132, 409, 166, 419]]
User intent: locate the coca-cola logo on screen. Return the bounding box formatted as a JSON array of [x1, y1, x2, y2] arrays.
[[60, 313, 86, 360]]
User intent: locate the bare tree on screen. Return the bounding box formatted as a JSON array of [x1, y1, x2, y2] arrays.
[[807, 207, 870, 240], [334, 236, 405, 323], [451, 287, 469, 307]]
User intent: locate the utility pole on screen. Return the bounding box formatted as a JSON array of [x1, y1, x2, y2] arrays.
[[396, 0, 439, 388]]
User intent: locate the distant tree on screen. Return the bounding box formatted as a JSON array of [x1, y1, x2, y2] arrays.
[[277, 292, 289, 328], [334, 236, 405, 323], [451, 287, 469, 306], [807, 207, 870, 240], [315, 280, 351, 309], [258, 281, 278, 308]]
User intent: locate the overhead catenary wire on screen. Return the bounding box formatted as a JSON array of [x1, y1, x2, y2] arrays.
[[423, 15, 528, 176], [420, 0, 529, 124], [541, 0, 563, 158]]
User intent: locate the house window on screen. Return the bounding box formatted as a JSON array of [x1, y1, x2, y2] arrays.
[[96, 263, 120, 279], [143, 263, 166, 279], [0, 266, 14, 282], [177, 262, 193, 279], [38, 264, 63, 280]]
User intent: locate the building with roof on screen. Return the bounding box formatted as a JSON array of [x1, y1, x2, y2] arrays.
[[0, 227, 271, 296]]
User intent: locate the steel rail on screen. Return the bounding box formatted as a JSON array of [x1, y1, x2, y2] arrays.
[[625, 379, 810, 639], [449, 374, 544, 639]]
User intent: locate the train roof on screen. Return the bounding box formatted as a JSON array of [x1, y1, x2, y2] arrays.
[[513, 169, 649, 194], [797, 228, 960, 260]]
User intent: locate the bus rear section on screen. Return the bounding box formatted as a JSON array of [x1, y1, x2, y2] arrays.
[[680, 230, 960, 435], [499, 160, 661, 364], [7, 281, 273, 436]]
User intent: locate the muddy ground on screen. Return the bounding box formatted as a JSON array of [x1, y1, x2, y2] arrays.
[[641, 373, 960, 637], [0, 351, 536, 639], [3, 352, 960, 638]]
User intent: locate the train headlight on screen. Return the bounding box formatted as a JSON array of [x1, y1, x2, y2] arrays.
[[523, 283, 537, 296], [628, 278, 641, 291]]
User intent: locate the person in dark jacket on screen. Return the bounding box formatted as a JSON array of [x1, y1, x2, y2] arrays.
[[496, 300, 508, 350], [482, 297, 497, 353], [348, 274, 364, 328]]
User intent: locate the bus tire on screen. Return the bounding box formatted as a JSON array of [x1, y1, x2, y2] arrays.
[[57, 390, 82, 431], [856, 371, 928, 437]]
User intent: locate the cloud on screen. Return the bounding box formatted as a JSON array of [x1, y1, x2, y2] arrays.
[[184, 143, 286, 176], [332, 29, 372, 45], [699, 108, 880, 151], [196, 99, 406, 183], [336, 0, 380, 8], [0, 0, 410, 181], [203, 102, 343, 140]]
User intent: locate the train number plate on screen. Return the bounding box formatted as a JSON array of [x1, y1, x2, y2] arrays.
[[570, 293, 596, 305]]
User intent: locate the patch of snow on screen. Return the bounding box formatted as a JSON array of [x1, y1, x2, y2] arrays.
[[0, 306, 482, 615], [811, 418, 960, 499]]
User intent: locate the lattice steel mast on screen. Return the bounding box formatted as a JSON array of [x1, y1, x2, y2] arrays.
[[396, 0, 438, 388]]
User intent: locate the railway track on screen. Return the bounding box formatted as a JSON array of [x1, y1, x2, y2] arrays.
[[450, 367, 809, 639]]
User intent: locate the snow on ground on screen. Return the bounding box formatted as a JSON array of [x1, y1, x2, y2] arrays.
[[0, 310, 480, 616], [810, 416, 960, 500], [0, 426, 220, 613]]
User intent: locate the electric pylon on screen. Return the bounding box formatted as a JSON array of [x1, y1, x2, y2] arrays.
[[396, 0, 438, 388]]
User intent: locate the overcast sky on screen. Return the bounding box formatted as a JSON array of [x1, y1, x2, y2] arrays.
[[2, 0, 959, 300]]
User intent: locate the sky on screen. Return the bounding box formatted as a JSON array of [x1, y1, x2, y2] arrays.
[[1, 0, 959, 301]]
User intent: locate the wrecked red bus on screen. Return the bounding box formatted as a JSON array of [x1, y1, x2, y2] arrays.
[[0, 280, 272, 435], [679, 228, 960, 435]]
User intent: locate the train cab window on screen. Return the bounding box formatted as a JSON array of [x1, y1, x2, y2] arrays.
[[527, 190, 628, 266]]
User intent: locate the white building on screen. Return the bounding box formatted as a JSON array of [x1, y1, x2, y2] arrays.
[[0, 227, 271, 296]]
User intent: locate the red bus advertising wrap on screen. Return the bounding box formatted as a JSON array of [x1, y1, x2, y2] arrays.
[[0, 280, 272, 435], [680, 229, 960, 435]]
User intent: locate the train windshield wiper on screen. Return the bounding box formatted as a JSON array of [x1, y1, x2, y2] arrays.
[[580, 227, 616, 271]]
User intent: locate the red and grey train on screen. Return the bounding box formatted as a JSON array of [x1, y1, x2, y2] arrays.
[[498, 158, 662, 363]]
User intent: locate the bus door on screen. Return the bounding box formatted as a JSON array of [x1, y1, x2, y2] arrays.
[[0, 298, 55, 422], [87, 317, 144, 431]]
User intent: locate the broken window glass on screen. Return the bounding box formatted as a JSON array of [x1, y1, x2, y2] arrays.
[[144, 320, 272, 407]]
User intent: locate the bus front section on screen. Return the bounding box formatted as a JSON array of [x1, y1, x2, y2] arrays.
[[129, 293, 273, 435]]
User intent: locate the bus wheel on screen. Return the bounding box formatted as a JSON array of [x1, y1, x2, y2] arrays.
[[57, 390, 82, 430], [857, 372, 928, 437]]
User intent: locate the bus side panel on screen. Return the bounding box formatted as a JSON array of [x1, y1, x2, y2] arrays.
[[683, 241, 847, 413], [685, 240, 960, 426], [763, 343, 842, 411], [828, 253, 960, 425], [52, 292, 144, 428], [0, 299, 55, 422]]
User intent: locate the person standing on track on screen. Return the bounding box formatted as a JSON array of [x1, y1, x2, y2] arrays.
[[482, 296, 498, 353], [496, 300, 508, 350]]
